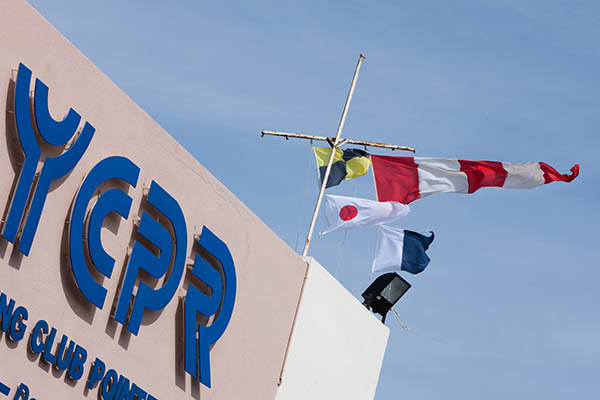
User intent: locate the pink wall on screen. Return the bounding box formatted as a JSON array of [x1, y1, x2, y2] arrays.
[[0, 1, 307, 399]]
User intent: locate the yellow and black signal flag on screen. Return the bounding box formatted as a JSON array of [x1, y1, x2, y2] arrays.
[[312, 147, 371, 188]]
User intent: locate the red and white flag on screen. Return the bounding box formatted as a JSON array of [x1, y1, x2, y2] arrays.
[[371, 156, 579, 204], [321, 194, 410, 235]]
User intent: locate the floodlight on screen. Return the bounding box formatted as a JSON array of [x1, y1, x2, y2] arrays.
[[361, 272, 411, 324]]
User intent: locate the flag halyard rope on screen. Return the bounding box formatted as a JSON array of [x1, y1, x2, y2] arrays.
[[391, 308, 449, 344], [334, 178, 361, 277], [294, 143, 317, 253]]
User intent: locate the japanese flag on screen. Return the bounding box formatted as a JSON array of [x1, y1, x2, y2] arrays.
[[320, 194, 410, 235]]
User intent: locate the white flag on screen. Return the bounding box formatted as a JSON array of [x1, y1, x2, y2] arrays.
[[320, 194, 410, 235], [372, 225, 434, 274]]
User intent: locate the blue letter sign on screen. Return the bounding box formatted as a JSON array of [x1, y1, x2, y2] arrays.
[[114, 181, 187, 335], [184, 227, 237, 388], [69, 156, 140, 309], [2, 63, 95, 256], [3, 63, 237, 390]]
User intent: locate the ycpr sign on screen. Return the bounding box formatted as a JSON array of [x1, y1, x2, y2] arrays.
[[2, 62, 236, 389]]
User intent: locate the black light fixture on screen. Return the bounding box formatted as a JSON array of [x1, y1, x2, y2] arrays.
[[361, 272, 411, 324]]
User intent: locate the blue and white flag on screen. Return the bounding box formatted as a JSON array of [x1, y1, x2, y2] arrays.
[[372, 225, 435, 274]]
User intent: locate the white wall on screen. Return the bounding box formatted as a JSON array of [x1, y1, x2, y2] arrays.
[[276, 257, 390, 400]]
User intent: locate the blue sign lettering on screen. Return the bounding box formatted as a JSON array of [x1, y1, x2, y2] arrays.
[[12, 383, 32, 400], [3, 63, 237, 389], [68, 156, 140, 309], [87, 358, 157, 400], [184, 227, 236, 388], [0, 293, 28, 342], [113, 181, 187, 336], [2, 63, 95, 256]]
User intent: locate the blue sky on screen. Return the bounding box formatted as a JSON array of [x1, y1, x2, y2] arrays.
[[28, 1, 599, 398]]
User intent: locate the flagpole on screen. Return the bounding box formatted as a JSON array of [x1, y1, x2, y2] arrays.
[[302, 54, 365, 257]]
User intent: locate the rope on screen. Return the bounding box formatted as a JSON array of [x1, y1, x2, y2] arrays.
[[334, 232, 349, 277], [391, 308, 449, 344], [294, 143, 315, 253], [334, 178, 360, 277], [367, 227, 380, 282]]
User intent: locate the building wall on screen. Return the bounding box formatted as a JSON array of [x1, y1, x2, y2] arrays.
[[0, 1, 389, 399], [0, 1, 307, 399], [276, 257, 389, 400]]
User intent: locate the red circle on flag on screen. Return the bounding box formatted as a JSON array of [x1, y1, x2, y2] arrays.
[[339, 205, 358, 221]]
